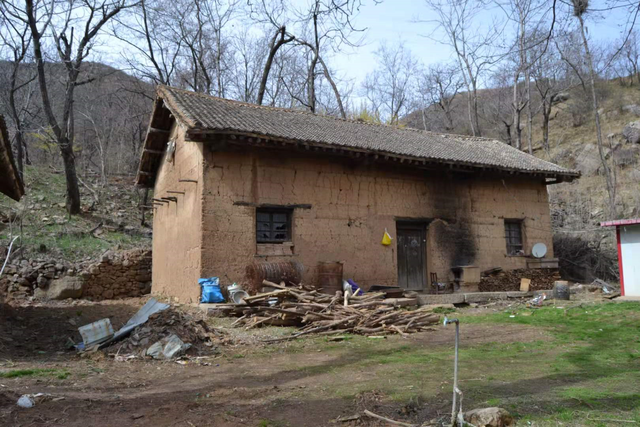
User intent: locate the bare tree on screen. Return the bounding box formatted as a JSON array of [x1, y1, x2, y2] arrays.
[[293, 0, 365, 117], [571, 0, 616, 217], [486, 66, 516, 145], [16, 0, 133, 214], [0, 5, 35, 178], [423, 0, 498, 136], [619, 30, 640, 85], [362, 42, 417, 125], [416, 63, 463, 131], [530, 33, 576, 153], [113, 0, 181, 85]]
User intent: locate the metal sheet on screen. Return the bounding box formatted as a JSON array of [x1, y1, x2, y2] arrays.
[[99, 298, 169, 347], [78, 318, 114, 347]]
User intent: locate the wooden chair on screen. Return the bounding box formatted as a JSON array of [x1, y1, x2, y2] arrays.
[[431, 272, 444, 294]]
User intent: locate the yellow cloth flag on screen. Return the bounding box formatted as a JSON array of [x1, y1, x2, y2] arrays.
[[381, 229, 393, 246]]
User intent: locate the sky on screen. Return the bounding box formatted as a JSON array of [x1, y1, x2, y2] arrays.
[[319, 0, 637, 87], [95, 0, 637, 90]]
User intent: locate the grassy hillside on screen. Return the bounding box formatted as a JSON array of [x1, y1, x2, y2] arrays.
[[0, 167, 151, 263]]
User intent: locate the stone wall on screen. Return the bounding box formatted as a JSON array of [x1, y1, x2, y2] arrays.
[[1, 259, 74, 299], [81, 249, 152, 300], [0, 248, 152, 301]]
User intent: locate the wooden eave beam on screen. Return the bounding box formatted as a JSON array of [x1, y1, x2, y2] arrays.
[[188, 129, 579, 183]]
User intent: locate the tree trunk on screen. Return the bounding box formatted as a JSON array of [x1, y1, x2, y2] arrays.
[[319, 56, 346, 119], [8, 87, 24, 179], [257, 27, 294, 106], [542, 102, 550, 154], [525, 70, 533, 154], [471, 84, 481, 136], [512, 76, 522, 151], [577, 14, 616, 217], [60, 141, 81, 214]]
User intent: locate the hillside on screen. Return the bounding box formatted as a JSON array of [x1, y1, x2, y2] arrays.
[[0, 167, 151, 263]]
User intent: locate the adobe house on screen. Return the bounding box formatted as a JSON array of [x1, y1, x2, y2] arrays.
[[0, 115, 24, 201], [136, 86, 579, 303]]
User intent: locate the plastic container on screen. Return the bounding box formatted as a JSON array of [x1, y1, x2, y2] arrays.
[[553, 281, 570, 301]]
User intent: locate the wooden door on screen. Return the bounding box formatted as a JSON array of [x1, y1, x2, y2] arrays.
[[396, 223, 426, 290]]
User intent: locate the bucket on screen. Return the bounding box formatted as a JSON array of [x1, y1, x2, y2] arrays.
[[227, 283, 250, 304], [553, 281, 570, 300], [317, 261, 344, 295]]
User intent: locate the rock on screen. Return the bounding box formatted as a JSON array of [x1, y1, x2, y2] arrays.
[[46, 277, 84, 300], [36, 275, 49, 289], [623, 121, 640, 144], [575, 143, 608, 176], [629, 168, 640, 181], [464, 407, 515, 427], [623, 104, 640, 116], [553, 92, 570, 104], [33, 288, 47, 300]]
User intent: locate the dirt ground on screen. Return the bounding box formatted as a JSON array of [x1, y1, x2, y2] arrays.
[[0, 296, 616, 427]]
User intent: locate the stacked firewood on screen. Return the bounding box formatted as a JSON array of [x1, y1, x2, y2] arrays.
[[212, 281, 440, 341]]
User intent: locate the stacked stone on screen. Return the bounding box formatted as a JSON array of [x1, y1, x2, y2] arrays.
[[1, 259, 75, 297], [80, 249, 152, 300]]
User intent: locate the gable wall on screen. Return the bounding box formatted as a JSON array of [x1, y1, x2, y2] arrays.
[[151, 124, 204, 302]]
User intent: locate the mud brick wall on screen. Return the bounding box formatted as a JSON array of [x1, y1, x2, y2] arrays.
[[151, 129, 555, 303], [81, 249, 152, 300], [151, 123, 204, 303]]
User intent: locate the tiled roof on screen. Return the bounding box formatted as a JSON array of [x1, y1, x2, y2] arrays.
[[136, 85, 579, 187]]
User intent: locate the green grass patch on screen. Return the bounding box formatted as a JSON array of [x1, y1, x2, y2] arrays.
[[0, 368, 69, 379]]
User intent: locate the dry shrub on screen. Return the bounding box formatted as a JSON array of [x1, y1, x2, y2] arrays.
[[614, 147, 639, 168], [553, 234, 618, 283]]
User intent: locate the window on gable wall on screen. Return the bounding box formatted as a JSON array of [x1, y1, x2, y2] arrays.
[[256, 208, 292, 243], [504, 220, 524, 255]]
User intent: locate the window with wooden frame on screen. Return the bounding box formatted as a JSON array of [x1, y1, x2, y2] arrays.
[[504, 220, 524, 255], [256, 208, 292, 243]]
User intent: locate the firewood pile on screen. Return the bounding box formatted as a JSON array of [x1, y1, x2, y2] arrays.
[[479, 268, 561, 292], [210, 281, 440, 341]]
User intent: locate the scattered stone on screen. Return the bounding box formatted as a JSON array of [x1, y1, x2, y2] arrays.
[[46, 277, 84, 300], [464, 407, 515, 427], [623, 104, 640, 116], [36, 275, 49, 289], [575, 143, 606, 176], [623, 121, 640, 144]]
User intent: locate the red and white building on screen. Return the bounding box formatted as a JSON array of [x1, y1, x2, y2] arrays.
[[601, 219, 640, 297]]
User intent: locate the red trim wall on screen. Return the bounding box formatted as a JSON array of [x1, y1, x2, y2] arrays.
[[616, 227, 625, 296]]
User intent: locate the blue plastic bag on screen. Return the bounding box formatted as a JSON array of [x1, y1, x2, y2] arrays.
[[198, 277, 225, 303]]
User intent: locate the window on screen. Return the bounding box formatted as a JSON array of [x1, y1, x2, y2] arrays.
[[256, 208, 291, 243], [504, 220, 524, 255]]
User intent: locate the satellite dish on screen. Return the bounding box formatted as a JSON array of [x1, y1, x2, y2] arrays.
[[532, 243, 547, 258]]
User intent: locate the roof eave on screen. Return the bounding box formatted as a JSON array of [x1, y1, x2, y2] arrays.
[[187, 128, 581, 182]]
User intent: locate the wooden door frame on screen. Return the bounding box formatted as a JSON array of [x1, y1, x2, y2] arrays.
[[395, 220, 428, 291]]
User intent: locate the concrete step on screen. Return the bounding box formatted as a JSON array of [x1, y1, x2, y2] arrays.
[[417, 290, 550, 306]]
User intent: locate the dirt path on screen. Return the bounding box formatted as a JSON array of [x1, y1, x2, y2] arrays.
[[0, 300, 551, 426]]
